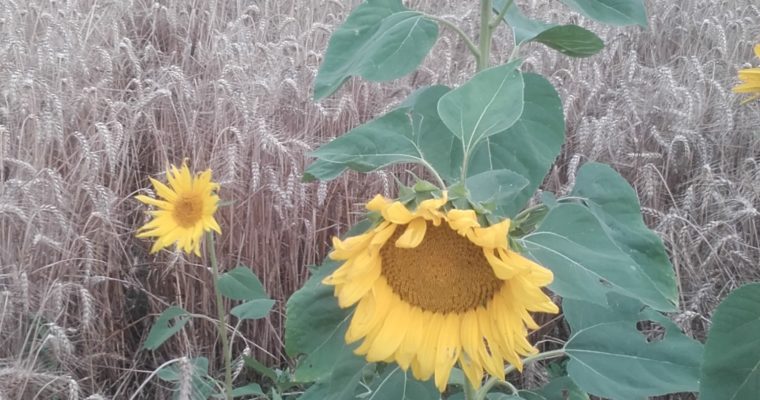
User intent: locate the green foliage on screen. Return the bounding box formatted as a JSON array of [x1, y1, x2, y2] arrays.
[[157, 357, 217, 400], [143, 306, 191, 351], [519, 202, 675, 311], [563, 294, 703, 398], [465, 169, 529, 208], [559, 0, 648, 27], [305, 85, 460, 183], [364, 366, 439, 400], [217, 266, 267, 301], [700, 283, 760, 400], [467, 73, 565, 217], [519, 376, 589, 400], [313, 0, 438, 100], [230, 298, 275, 320], [284, 259, 354, 383], [570, 163, 679, 308], [438, 60, 524, 154], [494, 0, 603, 57]]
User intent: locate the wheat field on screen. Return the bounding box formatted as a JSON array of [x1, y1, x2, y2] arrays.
[[0, 0, 758, 398]]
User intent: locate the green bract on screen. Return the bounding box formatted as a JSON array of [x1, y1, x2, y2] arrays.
[[284, 0, 754, 399]]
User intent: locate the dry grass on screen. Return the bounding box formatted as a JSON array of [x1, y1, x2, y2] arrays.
[[0, 0, 757, 398]]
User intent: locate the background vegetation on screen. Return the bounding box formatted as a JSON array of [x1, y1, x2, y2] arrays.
[[0, 0, 757, 398]]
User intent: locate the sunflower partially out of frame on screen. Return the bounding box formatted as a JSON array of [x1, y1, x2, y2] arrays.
[[323, 193, 558, 391], [135, 162, 221, 256], [733, 44, 760, 104]]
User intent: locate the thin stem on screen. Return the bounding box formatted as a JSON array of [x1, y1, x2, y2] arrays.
[[477, 0, 493, 71], [420, 159, 447, 189], [424, 14, 480, 61], [476, 349, 566, 399], [489, 0, 514, 29], [208, 232, 233, 400]]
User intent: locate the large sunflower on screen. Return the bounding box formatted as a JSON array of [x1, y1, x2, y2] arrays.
[[323, 193, 558, 391], [135, 163, 221, 256], [733, 44, 760, 104]]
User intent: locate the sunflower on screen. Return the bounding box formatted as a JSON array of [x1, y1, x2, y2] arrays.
[[323, 193, 558, 391], [733, 44, 760, 104], [135, 162, 221, 256]]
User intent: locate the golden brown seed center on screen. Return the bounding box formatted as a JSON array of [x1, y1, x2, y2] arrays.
[[380, 222, 504, 313], [173, 194, 203, 228]]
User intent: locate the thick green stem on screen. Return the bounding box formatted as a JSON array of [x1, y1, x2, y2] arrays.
[[208, 232, 233, 400], [476, 349, 566, 399], [477, 0, 493, 71]]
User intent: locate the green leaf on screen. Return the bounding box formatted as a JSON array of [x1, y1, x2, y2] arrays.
[[468, 73, 564, 217], [314, 0, 438, 100], [158, 357, 217, 400], [230, 299, 275, 320], [700, 283, 760, 400], [559, 0, 647, 27], [364, 366, 438, 400], [563, 296, 703, 398], [519, 203, 676, 311], [570, 163, 678, 310], [532, 26, 603, 58], [494, 1, 603, 57], [143, 306, 191, 351], [298, 351, 366, 400], [243, 355, 278, 383], [466, 169, 528, 205], [305, 85, 461, 183], [438, 60, 524, 154], [532, 376, 589, 400], [230, 383, 264, 397], [217, 266, 267, 301], [285, 258, 352, 382]]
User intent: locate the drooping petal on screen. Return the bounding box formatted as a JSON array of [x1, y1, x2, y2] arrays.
[[395, 218, 427, 248]]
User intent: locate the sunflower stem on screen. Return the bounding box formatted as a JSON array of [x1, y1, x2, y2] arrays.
[[207, 232, 233, 400], [475, 349, 566, 399], [477, 0, 493, 71]]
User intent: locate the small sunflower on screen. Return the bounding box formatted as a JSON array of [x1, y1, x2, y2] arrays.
[[323, 193, 558, 391], [135, 162, 221, 256], [733, 44, 760, 104]]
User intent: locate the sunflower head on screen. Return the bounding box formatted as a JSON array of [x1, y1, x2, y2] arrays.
[[135, 162, 221, 256], [733, 44, 760, 104], [323, 193, 558, 391]]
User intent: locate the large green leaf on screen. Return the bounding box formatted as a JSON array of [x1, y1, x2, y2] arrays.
[[305, 85, 461, 183], [700, 283, 760, 400], [438, 60, 524, 154], [365, 366, 439, 400], [559, 0, 647, 27], [519, 203, 675, 311], [468, 73, 564, 217], [570, 163, 678, 310], [143, 306, 191, 351], [230, 298, 275, 320], [528, 376, 589, 400], [563, 295, 703, 399], [217, 266, 267, 301], [465, 169, 529, 207], [494, 0, 603, 57], [298, 351, 367, 400], [284, 258, 353, 382], [314, 0, 438, 100]]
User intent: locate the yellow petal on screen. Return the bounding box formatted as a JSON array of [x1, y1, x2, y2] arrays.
[[383, 202, 415, 224], [336, 257, 381, 307], [135, 195, 173, 210], [413, 312, 443, 381], [346, 285, 392, 343], [149, 177, 178, 201], [469, 219, 510, 249], [434, 313, 461, 391], [755, 44, 760, 59], [366, 194, 391, 212], [395, 307, 426, 370], [365, 298, 410, 362], [395, 218, 427, 248]]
